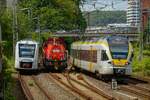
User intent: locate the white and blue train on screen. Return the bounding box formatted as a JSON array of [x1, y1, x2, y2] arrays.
[[15, 40, 39, 70]]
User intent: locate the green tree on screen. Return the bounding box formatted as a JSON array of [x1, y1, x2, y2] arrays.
[[0, 9, 13, 58], [18, 0, 86, 36], [84, 10, 126, 26], [0, 0, 6, 17]]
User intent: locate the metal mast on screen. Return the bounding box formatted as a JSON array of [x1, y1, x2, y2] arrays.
[[12, 0, 18, 58], [138, 0, 143, 61]]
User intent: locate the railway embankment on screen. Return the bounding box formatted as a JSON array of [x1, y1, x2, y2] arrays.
[[1, 57, 26, 100], [132, 47, 150, 76]]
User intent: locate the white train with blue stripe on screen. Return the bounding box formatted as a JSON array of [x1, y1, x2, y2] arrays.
[[15, 40, 39, 70], [70, 36, 133, 78]]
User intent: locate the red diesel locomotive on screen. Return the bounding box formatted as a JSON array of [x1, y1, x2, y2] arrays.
[[42, 37, 68, 70]]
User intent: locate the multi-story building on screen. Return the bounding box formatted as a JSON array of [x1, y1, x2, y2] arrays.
[[141, 0, 150, 30], [127, 0, 140, 27], [127, 0, 150, 30]]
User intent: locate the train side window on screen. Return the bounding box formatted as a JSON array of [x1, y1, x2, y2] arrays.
[[101, 50, 109, 61]]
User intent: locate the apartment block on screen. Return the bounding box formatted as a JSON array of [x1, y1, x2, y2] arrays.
[[127, 0, 140, 27]]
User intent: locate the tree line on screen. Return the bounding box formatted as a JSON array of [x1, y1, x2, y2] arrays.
[[0, 0, 87, 57], [84, 10, 126, 26]]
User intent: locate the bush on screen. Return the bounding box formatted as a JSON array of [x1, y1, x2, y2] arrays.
[[143, 50, 150, 56], [132, 47, 150, 76], [2, 56, 15, 100]]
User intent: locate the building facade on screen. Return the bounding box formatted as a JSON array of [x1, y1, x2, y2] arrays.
[[141, 0, 150, 30], [127, 0, 140, 27], [127, 0, 150, 30]]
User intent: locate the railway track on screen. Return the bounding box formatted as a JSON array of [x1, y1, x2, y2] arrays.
[[48, 73, 92, 100], [49, 72, 115, 100], [120, 85, 150, 99], [126, 76, 150, 92], [18, 74, 34, 100], [82, 73, 150, 100], [66, 73, 115, 100], [18, 69, 150, 100], [31, 75, 53, 100], [129, 75, 150, 84], [119, 76, 150, 99], [18, 73, 53, 100]]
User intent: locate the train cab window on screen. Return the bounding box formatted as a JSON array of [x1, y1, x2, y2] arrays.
[[101, 50, 109, 61], [19, 44, 35, 58]]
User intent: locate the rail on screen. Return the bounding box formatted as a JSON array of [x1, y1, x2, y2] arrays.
[[31, 75, 53, 100], [80, 74, 116, 100], [18, 74, 34, 100], [48, 73, 92, 100], [65, 73, 115, 100]]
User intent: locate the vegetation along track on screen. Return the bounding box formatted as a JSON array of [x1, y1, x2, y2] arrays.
[[49, 72, 115, 100], [18, 73, 53, 100]]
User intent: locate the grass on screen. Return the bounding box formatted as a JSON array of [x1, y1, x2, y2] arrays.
[[132, 47, 150, 76], [28, 80, 34, 87], [2, 56, 16, 100]]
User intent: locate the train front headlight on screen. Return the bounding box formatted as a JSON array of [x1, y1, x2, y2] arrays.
[[60, 56, 63, 60], [108, 61, 114, 65], [125, 62, 130, 65], [49, 56, 52, 60], [46, 56, 52, 60]]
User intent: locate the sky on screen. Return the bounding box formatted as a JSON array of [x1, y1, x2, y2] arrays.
[[81, 0, 128, 11]]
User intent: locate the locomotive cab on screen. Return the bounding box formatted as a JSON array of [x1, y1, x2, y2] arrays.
[[15, 40, 39, 70], [107, 36, 132, 76], [95, 37, 132, 78], [42, 37, 67, 70]]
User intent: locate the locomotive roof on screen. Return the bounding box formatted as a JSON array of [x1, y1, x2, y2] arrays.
[[17, 39, 39, 44]]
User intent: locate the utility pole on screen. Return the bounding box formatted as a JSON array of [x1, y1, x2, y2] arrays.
[[87, 12, 90, 28], [138, 0, 143, 61], [148, 16, 150, 44], [37, 16, 41, 43], [96, 10, 99, 26], [0, 24, 2, 72], [33, 16, 41, 43], [28, 8, 32, 34], [12, 0, 16, 58], [12, 0, 18, 58], [19, 8, 32, 38], [15, 4, 18, 41]]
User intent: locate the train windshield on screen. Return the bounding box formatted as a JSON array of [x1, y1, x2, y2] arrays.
[[19, 44, 36, 58], [108, 37, 128, 59]]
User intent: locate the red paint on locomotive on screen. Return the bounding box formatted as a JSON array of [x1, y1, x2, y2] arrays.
[[42, 37, 67, 69]]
